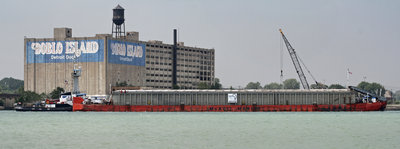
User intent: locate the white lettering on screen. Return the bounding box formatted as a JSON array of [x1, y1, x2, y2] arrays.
[[127, 45, 134, 57], [65, 42, 73, 54], [51, 42, 56, 54], [86, 42, 92, 53], [50, 55, 65, 60], [80, 41, 86, 53], [111, 43, 126, 56], [135, 46, 143, 58], [92, 41, 99, 53], [66, 55, 75, 60], [31, 41, 100, 58], [73, 42, 81, 57], [120, 57, 132, 62], [40, 42, 46, 55], [45, 42, 52, 54], [56, 42, 63, 54]]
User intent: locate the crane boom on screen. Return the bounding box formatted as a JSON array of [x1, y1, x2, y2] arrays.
[[279, 29, 310, 89]]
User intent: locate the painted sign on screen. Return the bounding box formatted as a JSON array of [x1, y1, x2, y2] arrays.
[[108, 40, 145, 66], [26, 40, 104, 64], [228, 93, 238, 103]]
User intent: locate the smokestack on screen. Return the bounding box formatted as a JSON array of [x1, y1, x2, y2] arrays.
[[172, 29, 177, 88]]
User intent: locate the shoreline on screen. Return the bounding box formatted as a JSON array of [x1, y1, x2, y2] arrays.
[[386, 104, 400, 111]]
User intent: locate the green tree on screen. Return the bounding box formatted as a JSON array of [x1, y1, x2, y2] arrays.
[[264, 82, 283, 89], [17, 91, 42, 103], [245, 82, 262, 89], [198, 83, 210, 89], [16, 86, 24, 95], [210, 78, 222, 89], [50, 87, 65, 99], [115, 81, 128, 87], [283, 79, 300, 89], [310, 83, 328, 89], [357, 81, 385, 96], [173, 84, 180, 89], [328, 84, 345, 89], [394, 90, 400, 103], [0, 77, 24, 93], [357, 81, 369, 90]]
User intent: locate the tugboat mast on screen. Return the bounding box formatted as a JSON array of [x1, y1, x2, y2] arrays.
[[72, 65, 81, 95]]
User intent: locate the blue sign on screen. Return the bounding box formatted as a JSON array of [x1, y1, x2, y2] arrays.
[[108, 40, 145, 66], [26, 40, 104, 64]]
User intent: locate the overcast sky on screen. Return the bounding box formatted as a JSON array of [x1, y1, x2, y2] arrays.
[[0, 0, 399, 90]]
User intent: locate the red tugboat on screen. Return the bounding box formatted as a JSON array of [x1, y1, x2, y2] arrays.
[[16, 66, 84, 112]]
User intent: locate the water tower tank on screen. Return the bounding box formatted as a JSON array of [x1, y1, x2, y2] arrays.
[[113, 5, 125, 25]]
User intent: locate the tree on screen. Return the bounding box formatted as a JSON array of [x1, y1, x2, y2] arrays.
[[264, 82, 283, 89], [197, 83, 210, 89], [245, 82, 262, 89], [357, 81, 385, 96], [17, 91, 42, 103], [16, 86, 24, 95], [50, 87, 65, 99], [0, 77, 24, 93], [357, 81, 369, 90], [328, 84, 345, 89], [310, 83, 328, 89], [394, 90, 400, 103], [283, 79, 300, 89], [210, 78, 222, 89], [115, 81, 128, 87], [173, 84, 180, 89]]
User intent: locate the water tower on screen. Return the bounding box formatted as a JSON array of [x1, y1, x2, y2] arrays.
[[112, 5, 125, 38]]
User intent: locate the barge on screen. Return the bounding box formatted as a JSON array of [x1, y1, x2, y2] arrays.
[[72, 86, 386, 112]]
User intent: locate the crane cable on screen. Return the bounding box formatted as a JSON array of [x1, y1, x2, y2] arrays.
[[280, 34, 284, 88], [296, 53, 320, 86]]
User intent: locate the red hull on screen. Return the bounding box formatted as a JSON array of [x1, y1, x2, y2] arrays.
[[73, 102, 386, 112]]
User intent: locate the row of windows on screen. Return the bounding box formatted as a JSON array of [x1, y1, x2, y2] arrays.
[[146, 68, 213, 76], [176, 52, 213, 57], [147, 74, 172, 77], [146, 57, 213, 64], [148, 86, 172, 89], [177, 58, 213, 64], [146, 53, 212, 60], [146, 80, 198, 85], [146, 45, 172, 49], [146, 46, 213, 54], [146, 85, 196, 89], [145, 62, 213, 69], [146, 61, 172, 65], [146, 49, 172, 54], [147, 80, 172, 83], [146, 55, 172, 60], [145, 74, 209, 79], [200, 77, 211, 81], [146, 68, 172, 71]]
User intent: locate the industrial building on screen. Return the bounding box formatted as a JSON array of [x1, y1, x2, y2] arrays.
[[24, 5, 215, 96]]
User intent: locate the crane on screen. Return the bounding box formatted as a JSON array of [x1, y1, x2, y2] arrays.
[[279, 29, 322, 89]]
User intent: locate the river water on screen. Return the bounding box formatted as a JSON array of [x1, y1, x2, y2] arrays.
[[1, 111, 399, 149]]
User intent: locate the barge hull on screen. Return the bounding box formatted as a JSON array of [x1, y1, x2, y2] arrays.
[[73, 102, 386, 112]]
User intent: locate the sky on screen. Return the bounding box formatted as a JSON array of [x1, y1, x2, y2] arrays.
[[0, 0, 399, 91]]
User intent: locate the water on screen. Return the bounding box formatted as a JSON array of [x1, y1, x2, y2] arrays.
[[1, 111, 399, 149]]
